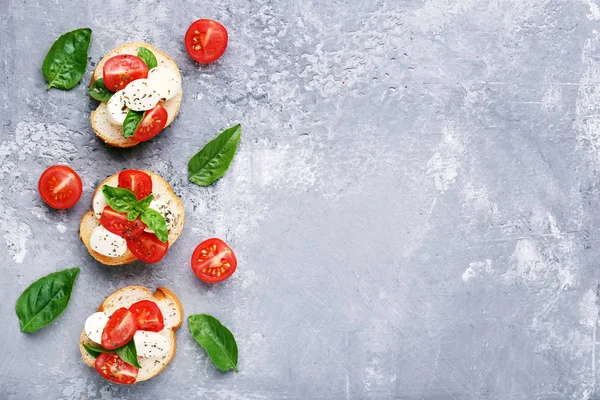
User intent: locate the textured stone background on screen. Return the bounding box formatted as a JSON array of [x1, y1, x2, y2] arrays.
[[3, 0, 600, 399]]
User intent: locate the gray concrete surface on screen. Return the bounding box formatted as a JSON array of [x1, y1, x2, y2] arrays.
[[2, 0, 600, 399]]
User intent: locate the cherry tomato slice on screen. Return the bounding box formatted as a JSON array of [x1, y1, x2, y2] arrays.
[[127, 232, 169, 263], [94, 353, 138, 385], [101, 308, 138, 350], [100, 207, 146, 239], [129, 300, 164, 332], [191, 238, 237, 283], [118, 170, 153, 200], [131, 105, 168, 142], [103, 54, 149, 92], [38, 165, 83, 209], [185, 19, 228, 64]]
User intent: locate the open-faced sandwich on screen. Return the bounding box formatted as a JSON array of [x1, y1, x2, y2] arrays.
[[88, 42, 182, 147], [79, 169, 184, 265], [79, 286, 183, 384]]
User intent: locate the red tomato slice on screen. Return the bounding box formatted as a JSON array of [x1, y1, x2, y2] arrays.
[[103, 54, 149, 92], [127, 232, 169, 263], [131, 105, 168, 142], [38, 165, 83, 209], [191, 238, 237, 283], [100, 207, 146, 239], [101, 308, 138, 350], [185, 19, 228, 64], [94, 353, 138, 385], [118, 170, 153, 200], [129, 300, 164, 332]]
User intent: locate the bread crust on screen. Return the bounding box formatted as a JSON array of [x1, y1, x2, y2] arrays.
[[79, 170, 184, 266], [89, 42, 182, 148], [79, 286, 184, 382]]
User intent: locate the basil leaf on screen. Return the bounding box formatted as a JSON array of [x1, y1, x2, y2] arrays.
[[43, 28, 92, 90], [102, 185, 137, 213], [88, 78, 113, 101], [188, 314, 239, 372], [188, 124, 242, 186], [123, 110, 144, 138], [127, 209, 140, 221], [82, 343, 108, 358], [116, 340, 142, 369], [16, 268, 80, 332], [137, 47, 158, 70], [140, 208, 168, 242], [135, 194, 154, 212]]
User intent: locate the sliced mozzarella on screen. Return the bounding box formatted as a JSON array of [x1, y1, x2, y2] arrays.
[[144, 199, 177, 233], [90, 225, 127, 257], [122, 79, 160, 111], [84, 312, 109, 344], [134, 330, 170, 358], [93, 190, 108, 219], [106, 90, 129, 125], [148, 67, 181, 101]]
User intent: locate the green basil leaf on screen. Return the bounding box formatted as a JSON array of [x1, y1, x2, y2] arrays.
[[123, 110, 144, 138], [188, 124, 242, 186], [16, 268, 80, 333], [82, 343, 108, 358], [188, 314, 239, 372], [102, 185, 137, 213], [116, 340, 142, 369], [88, 78, 113, 101], [43, 28, 92, 90], [140, 208, 168, 242], [127, 209, 140, 221], [135, 194, 154, 212], [137, 47, 158, 70]]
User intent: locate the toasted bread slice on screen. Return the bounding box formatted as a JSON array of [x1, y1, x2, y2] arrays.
[[79, 170, 185, 266], [79, 286, 184, 382], [90, 42, 183, 148]]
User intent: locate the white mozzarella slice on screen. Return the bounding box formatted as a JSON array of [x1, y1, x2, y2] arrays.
[[93, 190, 108, 219], [133, 330, 170, 358], [106, 90, 129, 125], [148, 67, 181, 101], [144, 199, 177, 233], [85, 312, 109, 344], [122, 79, 160, 111], [90, 226, 127, 257]]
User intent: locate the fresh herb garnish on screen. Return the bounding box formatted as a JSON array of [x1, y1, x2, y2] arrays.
[[88, 78, 113, 101], [16, 268, 80, 332], [102, 185, 168, 242], [188, 124, 242, 186], [42, 28, 92, 90], [137, 47, 158, 70], [188, 314, 239, 372], [123, 109, 144, 138]]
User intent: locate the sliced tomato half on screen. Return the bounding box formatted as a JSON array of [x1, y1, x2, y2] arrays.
[[94, 353, 138, 384], [100, 207, 146, 239], [127, 232, 169, 263], [129, 300, 164, 332], [191, 238, 237, 283]]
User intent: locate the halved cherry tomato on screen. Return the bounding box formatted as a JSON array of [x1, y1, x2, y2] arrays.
[[101, 308, 138, 350], [129, 300, 164, 332], [38, 165, 83, 209], [103, 54, 149, 92], [127, 232, 169, 263], [131, 105, 168, 142], [94, 353, 138, 385], [100, 207, 146, 239], [185, 19, 228, 64], [191, 238, 237, 283], [118, 170, 153, 200]]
